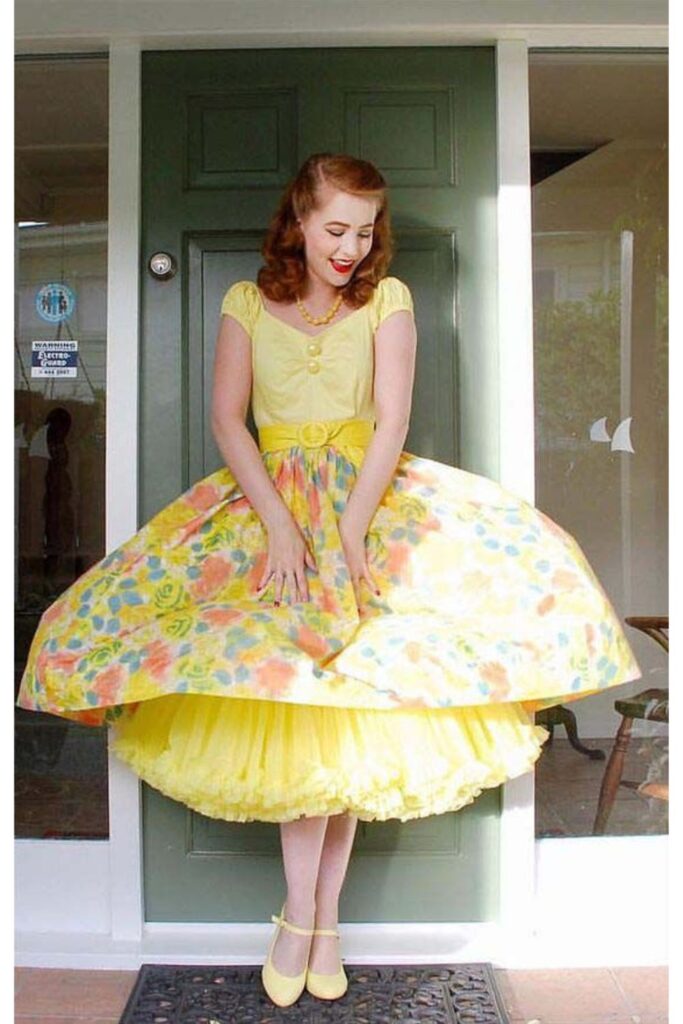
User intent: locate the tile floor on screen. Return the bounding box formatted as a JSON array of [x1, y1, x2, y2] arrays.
[[14, 964, 668, 1023], [534, 735, 668, 838]]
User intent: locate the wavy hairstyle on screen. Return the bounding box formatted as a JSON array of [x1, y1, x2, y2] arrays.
[[257, 153, 393, 308]]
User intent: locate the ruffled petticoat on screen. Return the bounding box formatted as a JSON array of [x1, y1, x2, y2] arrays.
[[17, 424, 641, 823], [109, 693, 550, 823]]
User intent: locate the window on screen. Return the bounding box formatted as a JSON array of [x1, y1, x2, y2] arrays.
[[15, 55, 109, 840], [530, 51, 668, 838]]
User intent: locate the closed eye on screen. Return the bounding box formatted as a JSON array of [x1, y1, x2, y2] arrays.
[[327, 230, 372, 238]]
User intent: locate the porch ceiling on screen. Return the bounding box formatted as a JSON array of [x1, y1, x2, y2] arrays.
[[15, 0, 667, 55]]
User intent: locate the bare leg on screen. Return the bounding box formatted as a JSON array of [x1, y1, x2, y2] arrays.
[[271, 814, 328, 976], [309, 812, 359, 974]]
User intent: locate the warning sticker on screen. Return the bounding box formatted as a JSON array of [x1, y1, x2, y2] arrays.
[[31, 340, 79, 378]]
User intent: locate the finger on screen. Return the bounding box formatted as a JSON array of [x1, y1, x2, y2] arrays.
[[294, 567, 309, 603], [257, 563, 273, 593], [362, 564, 381, 596], [273, 571, 285, 606], [283, 569, 297, 604], [288, 568, 300, 603]]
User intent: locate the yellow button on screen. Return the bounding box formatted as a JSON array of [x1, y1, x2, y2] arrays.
[[307, 360, 320, 374], [306, 341, 322, 356]]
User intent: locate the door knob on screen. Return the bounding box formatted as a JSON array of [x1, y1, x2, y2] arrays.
[[148, 252, 177, 280]]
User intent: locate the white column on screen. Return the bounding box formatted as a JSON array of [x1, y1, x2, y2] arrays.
[[495, 37, 539, 954], [105, 38, 145, 942], [495, 38, 535, 500]]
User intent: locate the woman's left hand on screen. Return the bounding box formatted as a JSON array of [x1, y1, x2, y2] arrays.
[[338, 513, 380, 605]]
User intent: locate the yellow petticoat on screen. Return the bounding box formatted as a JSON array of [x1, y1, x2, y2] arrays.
[[16, 276, 642, 824], [110, 694, 550, 823]]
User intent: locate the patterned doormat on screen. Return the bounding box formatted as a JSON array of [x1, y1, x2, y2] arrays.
[[118, 962, 510, 1023]]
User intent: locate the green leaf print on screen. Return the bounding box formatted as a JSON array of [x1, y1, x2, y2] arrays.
[[153, 579, 189, 611]]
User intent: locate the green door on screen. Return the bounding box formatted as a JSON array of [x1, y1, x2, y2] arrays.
[[139, 46, 500, 923]]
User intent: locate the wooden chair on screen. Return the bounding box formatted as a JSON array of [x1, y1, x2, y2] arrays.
[[592, 616, 668, 834]]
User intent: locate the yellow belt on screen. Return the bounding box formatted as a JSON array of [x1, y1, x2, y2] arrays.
[[258, 418, 375, 454]]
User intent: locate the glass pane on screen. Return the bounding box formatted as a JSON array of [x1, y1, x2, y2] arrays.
[[530, 52, 668, 838], [15, 56, 109, 839]]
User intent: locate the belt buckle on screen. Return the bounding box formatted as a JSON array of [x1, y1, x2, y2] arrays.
[[298, 421, 332, 447]]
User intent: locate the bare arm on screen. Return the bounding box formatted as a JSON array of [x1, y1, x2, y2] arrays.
[[210, 313, 291, 530], [340, 307, 417, 537], [211, 313, 316, 603]]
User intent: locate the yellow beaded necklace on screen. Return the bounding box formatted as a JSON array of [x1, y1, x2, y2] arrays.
[[295, 291, 343, 326]]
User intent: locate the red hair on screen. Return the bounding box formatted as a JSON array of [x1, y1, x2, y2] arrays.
[[257, 153, 394, 308]]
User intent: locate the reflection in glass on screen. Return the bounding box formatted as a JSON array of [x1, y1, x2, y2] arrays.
[[530, 53, 668, 838], [15, 57, 109, 839]]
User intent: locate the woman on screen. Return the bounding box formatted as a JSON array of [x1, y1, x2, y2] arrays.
[[16, 152, 641, 1008]]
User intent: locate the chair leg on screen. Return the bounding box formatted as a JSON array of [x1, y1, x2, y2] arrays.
[[592, 715, 633, 834]]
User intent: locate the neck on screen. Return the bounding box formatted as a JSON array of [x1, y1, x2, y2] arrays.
[[299, 276, 339, 309]]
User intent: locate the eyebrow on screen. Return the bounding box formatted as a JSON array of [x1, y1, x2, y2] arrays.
[[325, 220, 375, 228]]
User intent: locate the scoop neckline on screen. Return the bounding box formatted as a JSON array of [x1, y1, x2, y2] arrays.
[[254, 285, 369, 339]]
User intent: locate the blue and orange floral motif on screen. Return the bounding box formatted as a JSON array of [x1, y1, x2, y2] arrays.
[[15, 276, 642, 822], [17, 441, 641, 728]]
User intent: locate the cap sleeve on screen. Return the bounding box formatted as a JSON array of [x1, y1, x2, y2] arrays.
[[220, 280, 260, 337], [374, 276, 414, 328]]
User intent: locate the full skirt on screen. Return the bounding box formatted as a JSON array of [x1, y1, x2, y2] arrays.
[[16, 442, 641, 822]]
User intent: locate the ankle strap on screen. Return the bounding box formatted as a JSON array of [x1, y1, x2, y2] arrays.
[[271, 906, 315, 936], [314, 927, 340, 937]]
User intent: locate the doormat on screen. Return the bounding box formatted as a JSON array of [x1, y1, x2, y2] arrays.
[[118, 962, 510, 1023]]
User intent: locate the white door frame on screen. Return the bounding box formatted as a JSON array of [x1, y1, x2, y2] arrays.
[[15, 27, 668, 969]]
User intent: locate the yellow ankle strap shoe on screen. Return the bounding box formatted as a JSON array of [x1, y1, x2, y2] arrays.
[[261, 903, 315, 1007], [305, 926, 348, 1000]]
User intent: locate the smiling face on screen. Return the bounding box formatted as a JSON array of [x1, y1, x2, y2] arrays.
[[297, 185, 379, 293]]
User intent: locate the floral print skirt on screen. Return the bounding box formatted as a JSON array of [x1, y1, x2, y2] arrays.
[[16, 438, 641, 822]]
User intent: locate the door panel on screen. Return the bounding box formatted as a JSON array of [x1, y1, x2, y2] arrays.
[[140, 46, 499, 923], [143, 785, 500, 922]]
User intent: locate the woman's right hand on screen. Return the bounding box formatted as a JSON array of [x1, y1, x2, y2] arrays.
[[256, 512, 318, 605]]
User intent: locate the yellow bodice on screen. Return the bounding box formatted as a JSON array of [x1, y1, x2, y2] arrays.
[[220, 276, 414, 429]]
